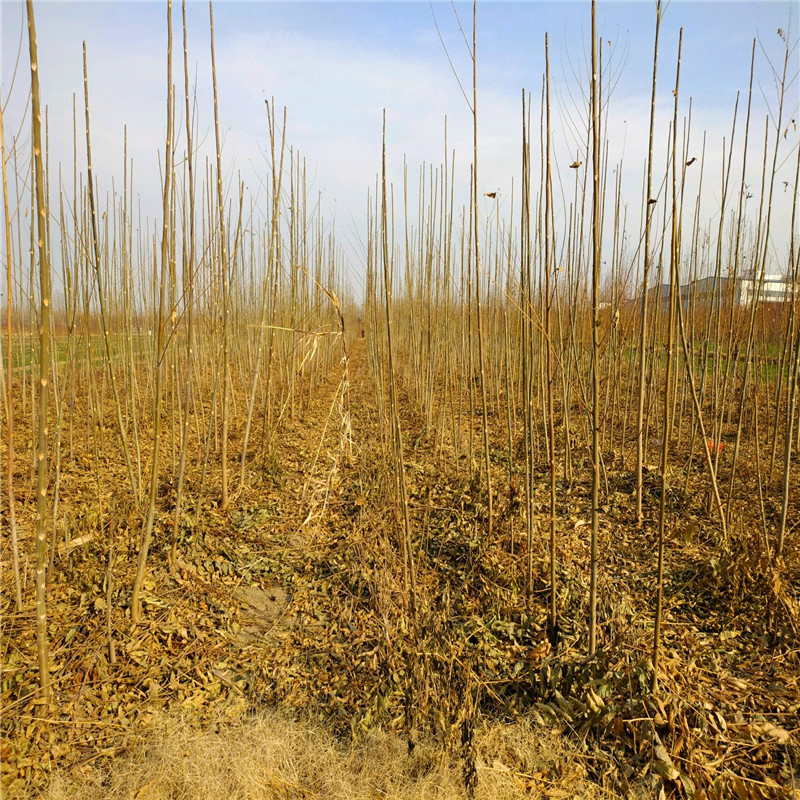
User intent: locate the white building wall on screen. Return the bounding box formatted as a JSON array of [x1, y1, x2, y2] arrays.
[[736, 274, 795, 306]]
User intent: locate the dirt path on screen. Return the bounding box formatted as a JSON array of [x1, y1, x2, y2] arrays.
[[205, 333, 386, 693]]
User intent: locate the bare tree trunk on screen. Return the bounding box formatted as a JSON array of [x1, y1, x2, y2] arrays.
[[26, 0, 52, 703], [0, 99, 23, 611], [381, 111, 418, 621], [588, 0, 601, 657], [209, 0, 231, 512], [635, 0, 662, 523], [171, 0, 197, 566], [132, 0, 173, 623], [544, 34, 558, 647], [471, 0, 493, 536], [653, 30, 683, 695], [777, 133, 800, 558]]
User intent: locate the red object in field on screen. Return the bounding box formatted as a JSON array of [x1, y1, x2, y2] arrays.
[[706, 439, 723, 454]]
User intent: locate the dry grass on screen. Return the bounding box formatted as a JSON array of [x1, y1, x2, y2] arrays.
[[37, 710, 620, 800]]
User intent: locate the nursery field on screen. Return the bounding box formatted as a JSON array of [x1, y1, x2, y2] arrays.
[[2, 315, 799, 799], [2, 1, 799, 798]]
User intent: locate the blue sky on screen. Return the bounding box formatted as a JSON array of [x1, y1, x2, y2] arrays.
[[2, 1, 798, 300]]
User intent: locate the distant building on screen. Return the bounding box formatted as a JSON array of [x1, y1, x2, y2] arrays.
[[645, 272, 797, 309], [686, 275, 731, 303], [646, 283, 671, 302], [735, 273, 796, 306]]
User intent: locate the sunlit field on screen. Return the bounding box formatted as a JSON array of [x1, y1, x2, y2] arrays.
[[2, 2, 798, 798]]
